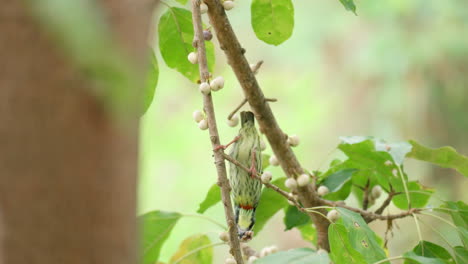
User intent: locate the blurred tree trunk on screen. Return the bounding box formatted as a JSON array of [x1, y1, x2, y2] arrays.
[[0, 1, 154, 263]]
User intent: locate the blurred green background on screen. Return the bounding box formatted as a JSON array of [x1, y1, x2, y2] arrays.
[[139, 0, 468, 262]]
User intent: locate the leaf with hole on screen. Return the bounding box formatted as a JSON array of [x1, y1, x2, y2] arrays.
[[255, 248, 330, 264], [328, 223, 367, 264], [139, 211, 182, 264], [336, 208, 387, 263], [251, 0, 295, 45], [169, 234, 213, 264], [158, 7, 215, 82]]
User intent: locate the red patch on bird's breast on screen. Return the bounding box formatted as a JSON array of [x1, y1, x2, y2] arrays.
[[239, 204, 254, 210]]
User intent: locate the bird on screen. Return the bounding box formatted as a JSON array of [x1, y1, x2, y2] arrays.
[[228, 111, 263, 240]]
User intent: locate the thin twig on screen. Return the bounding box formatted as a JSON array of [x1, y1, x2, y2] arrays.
[[319, 198, 421, 223], [227, 98, 247, 120], [362, 179, 370, 210], [191, 1, 243, 263], [374, 191, 398, 215], [204, 0, 331, 250], [222, 153, 305, 212]]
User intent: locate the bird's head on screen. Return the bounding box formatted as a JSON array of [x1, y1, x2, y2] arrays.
[[240, 111, 255, 128]]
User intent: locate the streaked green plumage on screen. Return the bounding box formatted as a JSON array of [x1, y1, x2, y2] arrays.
[[229, 111, 262, 238]]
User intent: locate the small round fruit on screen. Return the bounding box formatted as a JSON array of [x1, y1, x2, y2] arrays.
[[327, 209, 340, 222], [247, 256, 258, 264], [287, 134, 300, 147], [219, 231, 229, 242], [297, 173, 310, 187], [188, 52, 198, 64], [223, 1, 235, 10], [225, 257, 236, 264], [317, 186, 329, 197], [268, 245, 278, 254], [371, 185, 382, 199], [260, 247, 272, 257], [269, 155, 279, 166], [198, 119, 208, 130], [200, 3, 208, 14], [261, 171, 272, 183], [260, 140, 267, 151], [210, 76, 225, 91], [250, 63, 257, 72], [285, 178, 298, 190], [384, 160, 393, 166], [203, 29, 213, 41], [317, 248, 327, 255], [227, 115, 239, 127], [193, 110, 204, 123], [199, 82, 211, 94]]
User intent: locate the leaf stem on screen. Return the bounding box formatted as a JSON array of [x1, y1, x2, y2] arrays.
[[182, 214, 227, 230], [420, 212, 457, 229], [412, 213, 424, 255], [397, 165, 411, 208], [171, 241, 226, 264]]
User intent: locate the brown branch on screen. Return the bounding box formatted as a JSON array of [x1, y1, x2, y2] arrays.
[[191, 1, 243, 263], [318, 198, 420, 223], [374, 191, 399, 215], [362, 179, 370, 210], [204, 0, 331, 251], [222, 153, 305, 212]]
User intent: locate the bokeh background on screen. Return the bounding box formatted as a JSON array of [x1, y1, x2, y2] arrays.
[[139, 0, 468, 262]]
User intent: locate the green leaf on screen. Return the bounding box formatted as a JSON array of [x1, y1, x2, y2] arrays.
[[139, 211, 182, 264], [374, 140, 413, 166], [255, 248, 330, 264], [251, 0, 295, 46], [283, 205, 310, 231], [158, 7, 215, 82], [338, 137, 398, 190], [407, 140, 468, 177], [321, 168, 356, 201], [297, 224, 317, 245], [143, 50, 159, 115], [338, 0, 357, 15], [407, 241, 455, 263], [169, 234, 213, 264], [336, 208, 387, 263], [437, 201, 468, 247], [328, 224, 367, 264], [403, 251, 447, 264], [253, 177, 289, 234], [197, 184, 221, 214], [262, 154, 271, 170], [454, 246, 468, 264], [392, 181, 434, 210], [175, 0, 189, 5]]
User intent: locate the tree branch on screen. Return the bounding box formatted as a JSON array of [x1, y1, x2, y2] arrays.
[[191, 1, 243, 263], [318, 198, 420, 223], [222, 153, 305, 212], [204, 0, 331, 251], [374, 191, 399, 215]]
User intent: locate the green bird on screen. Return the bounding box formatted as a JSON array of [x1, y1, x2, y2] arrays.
[[229, 111, 263, 240]]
